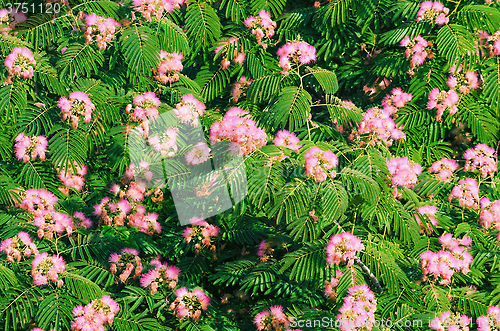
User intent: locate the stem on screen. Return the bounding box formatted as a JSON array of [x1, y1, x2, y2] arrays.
[[354, 256, 384, 294]]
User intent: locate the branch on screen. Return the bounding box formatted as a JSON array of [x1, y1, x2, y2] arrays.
[[354, 256, 384, 294]]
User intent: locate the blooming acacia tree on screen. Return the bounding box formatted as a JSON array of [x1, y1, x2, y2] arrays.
[[0, 0, 500, 330]]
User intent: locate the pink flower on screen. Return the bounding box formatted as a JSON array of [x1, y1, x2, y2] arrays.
[[169, 287, 210, 322], [108, 248, 142, 283], [463, 144, 497, 178], [148, 127, 178, 157], [245, 10, 276, 45], [274, 130, 302, 152], [430, 311, 470, 331], [304, 146, 338, 182], [478, 306, 500, 331], [448, 177, 480, 209], [0, 232, 39, 263], [57, 161, 87, 192], [429, 158, 459, 182], [4, 47, 36, 79], [254, 306, 291, 330], [415, 205, 439, 235], [172, 94, 205, 126], [336, 284, 377, 331], [83, 14, 119, 50], [58, 91, 95, 129], [185, 142, 211, 165], [351, 107, 405, 147], [133, 0, 184, 22], [32, 253, 66, 286], [277, 40, 316, 73], [381, 88, 412, 114], [183, 217, 219, 252], [155, 51, 183, 84], [417, 1, 450, 25], [326, 232, 364, 266], [427, 88, 460, 121], [400, 35, 431, 73], [387, 157, 422, 189], [70, 295, 119, 330], [231, 75, 252, 102], [14, 133, 48, 162]]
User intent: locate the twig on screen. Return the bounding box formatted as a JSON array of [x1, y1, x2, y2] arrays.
[[354, 256, 384, 294]]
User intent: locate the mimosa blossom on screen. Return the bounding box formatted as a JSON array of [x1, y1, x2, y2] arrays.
[[132, 0, 184, 22], [326, 232, 364, 266], [173, 94, 206, 126], [70, 295, 120, 331], [14, 133, 48, 162], [125, 91, 161, 138], [83, 14, 119, 51], [0, 232, 39, 263], [277, 40, 317, 74], [351, 107, 405, 147], [155, 51, 183, 84], [430, 311, 470, 331], [336, 284, 377, 331], [429, 158, 459, 182], [415, 205, 439, 235], [33, 210, 75, 239], [140, 258, 180, 295], [274, 130, 302, 152], [381, 88, 412, 114], [31, 253, 66, 287], [58, 92, 95, 129], [387, 157, 422, 189], [183, 217, 219, 252], [463, 144, 497, 178], [4, 47, 36, 79], [57, 162, 87, 194], [109, 248, 143, 283], [477, 306, 500, 331], [19, 189, 57, 214], [304, 146, 338, 182], [169, 287, 210, 322], [400, 35, 432, 74], [231, 76, 252, 102], [244, 10, 276, 46], [479, 197, 500, 241], [448, 178, 480, 209], [254, 306, 290, 330], [447, 66, 480, 95], [185, 142, 211, 165], [416, 1, 449, 25]]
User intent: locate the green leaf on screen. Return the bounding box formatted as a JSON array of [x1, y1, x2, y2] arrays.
[[185, 3, 222, 54], [120, 25, 161, 80], [267, 86, 312, 131]]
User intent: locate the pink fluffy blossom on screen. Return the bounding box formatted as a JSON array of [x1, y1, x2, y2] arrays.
[[183, 217, 219, 252], [14, 133, 48, 162], [381, 88, 412, 114], [19, 189, 58, 214], [31, 252, 66, 287], [125, 91, 161, 138], [209, 107, 267, 156], [254, 305, 290, 330], [58, 91, 95, 129], [336, 284, 377, 331], [244, 10, 276, 46], [387, 157, 422, 189], [93, 197, 131, 227], [324, 269, 344, 300], [33, 210, 75, 239], [429, 158, 459, 182], [148, 127, 178, 157], [169, 287, 210, 322], [417, 1, 450, 25], [430, 311, 471, 331], [415, 205, 439, 235], [427, 88, 459, 121], [84, 14, 119, 50], [57, 162, 87, 194], [4, 47, 36, 79], [173, 94, 205, 126], [185, 142, 211, 165], [326, 232, 364, 266], [231, 76, 252, 102], [274, 130, 302, 152], [479, 197, 500, 241], [304, 146, 338, 182], [128, 209, 161, 235], [477, 306, 500, 331], [400, 35, 431, 74], [277, 40, 317, 74], [132, 0, 184, 22], [70, 295, 120, 331], [140, 259, 180, 294], [73, 211, 92, 229], [155, 50, 183, 84], [109, 248, 143, 283], [463, 144, 497, 178], [0, 232, 39, 263], [351, 107, 405, 147], [447, 66, 480, 95], [448, 177, 480, 209]]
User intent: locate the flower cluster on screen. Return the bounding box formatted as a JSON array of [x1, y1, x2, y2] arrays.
[[326, 232, 364, 266], [277, 40, 317, 74], [109, 248, 143, 283], [155, 51, 183, 84], [209, 107, 267, 156], [84, 14, 119, 51], [304, 146, 338, 183], [140, 258, 180, 295], [94, 197, 131, 226], [430, 311, 471, 331], [257, 240, 274, 262], [33, 210, 75, 239], [400, 35, 432, 74], [148, 127, 178, 157], [479, 197, 500, 240], [57, 162, 87, 194], [214, 37, 246, 69], [448, 178, 480, 209], [126, 91, 161, 137], [415, 205, 439, 235], [429, 158, 459, 182], [19, 189, 58, 214], [4, 47, 36, 79], [73, 211, 93, 229], [183, 217, 220, 252], [244, 10, 276, 46], [381, 88, 412, 114], [14, 133, 48, 162], [387, 157, 422, 189], [0, 232, 39, 263], [464, 144, 497, 178], [169, 287, 210, 322], [324, 270, 344, 301], [185, 142, 211, 165], [231, 75, 252, 102], [71, 295, 120, 331], [132, 0, 184, 22], [420, 234, 473, 285], [31, 252, 66, 287], [265, 151, 288, 166], [477, 306, 500, 331], [127, 205, 161, 235], [58, 92, 95, 129], [351, 107, 405, 147], [416, 1, 449, 25], [427, 88, 459, 121], [254, 306, 290, 331], [448, 66, 480, 95], [0, 9, 26, 34], [486, 30, 500, 56], [173, 94, 206, 126], [274, 130, 302, 153], [336, 284, 377, 331]]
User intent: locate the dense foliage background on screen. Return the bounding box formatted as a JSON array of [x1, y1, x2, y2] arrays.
[[1, 0, 500, 330]]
